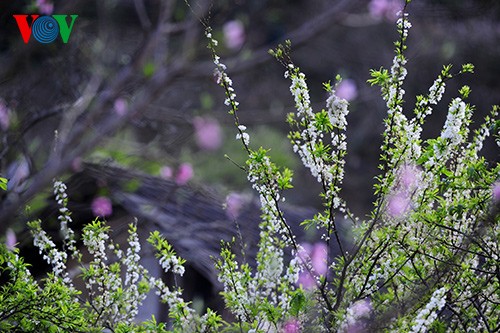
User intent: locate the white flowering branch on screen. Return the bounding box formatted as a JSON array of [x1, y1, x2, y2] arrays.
[[206, 24, 305, 331]]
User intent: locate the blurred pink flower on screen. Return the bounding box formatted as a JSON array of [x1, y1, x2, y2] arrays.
[[5, 229, 16, 250], [345, 299, 372, 333], [346, 323, 364, 333], [0, 100, 10, 131], [350, 299, 372, 318], [37, 0, 54, 15], [297, 242, 328, 290], [311, 242, 328, 276], [493, 182, 500, 202], [113, 98, 128, 116], [297, 243, 315, 289], [368, 0, 403, 21], [72, 157, 83, 172], [387, 192, 410, 217], [193, 116, 222, 151], [160, 166, 173, 179], [297, 271, 315, 290], [225, 192, 245, 219], [336, 79, 358, 101], [91, 196, 113, 217], [175, 163, 193, 185], [297, 243, 313, 262], [282, 317, 301, 333], [223, 20, 245, 50], [399, 164, 420, 189]]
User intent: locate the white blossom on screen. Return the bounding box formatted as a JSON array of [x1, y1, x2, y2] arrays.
[[410, 287, 448, 333], [441, 98, 467, 145]]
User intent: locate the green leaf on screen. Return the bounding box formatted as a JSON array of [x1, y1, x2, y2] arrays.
[[460, 63, 474, 74], [289, 289, 306, 316], [367, 67, 389, 86], [459, 85, 471, 99], [0, 177, 7, 191], [200, 92, 215, 110], [277, 167, 294, 190], [143, 62, 156, 77], [314, 109, 333, 132], [124, 178, 141, 192], [322, 81, 332, 92]]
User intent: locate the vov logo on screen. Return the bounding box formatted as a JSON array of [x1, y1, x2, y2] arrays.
[[13, 15, 78, 44]]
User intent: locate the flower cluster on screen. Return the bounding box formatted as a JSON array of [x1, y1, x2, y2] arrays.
[[282, 61, 350, 245], [148, 230, 185, 276], [82, 219, 110, 261], [470, 105, 499, 153], [441, 97, 468, 146], [368, 9, 413, 181], [148, 231, 223, 331], [207, 28, 251, 152], [29, 219, 71, 284], [409, 287, 448, 333], [207, 27, 302, 330], [122, 223, 146, 318], [386, 163, 423, 218], [216, 245, 255, 321], [54, 180, 77, 254]]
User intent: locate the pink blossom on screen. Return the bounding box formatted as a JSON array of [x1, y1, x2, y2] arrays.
[[0, 100, 10, 131], [72, 157, 83, 172], [282, 317, 301, 333], [346, 322, 366, 333], [297, 243, 315, 289], [297, 243, 312, 262], [193, 116, 223, 151], [368, 0, 403, 21], [297, 272, 315, 290], [399, 164, 420, 190], [113, 98, 128, 116], [345, 299, 372, 333], [160, 166, 173, 179], [336, 79, 358, 102], [175, 163, 193, 185], [493, 182, 500, 203], [350, 299, 372, 318], [5, 229, 16, 250], [225, 192, 246, 219], [91, 196, 113, 217], [311, 242, 328, 276], [297, 242, 328, 290], [37, 0, 54, 15], [223, 20, 245, 50], [387, 192, 410, 217]]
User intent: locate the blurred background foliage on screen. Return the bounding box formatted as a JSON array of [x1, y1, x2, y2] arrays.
[[1, 0, 499, 227]]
